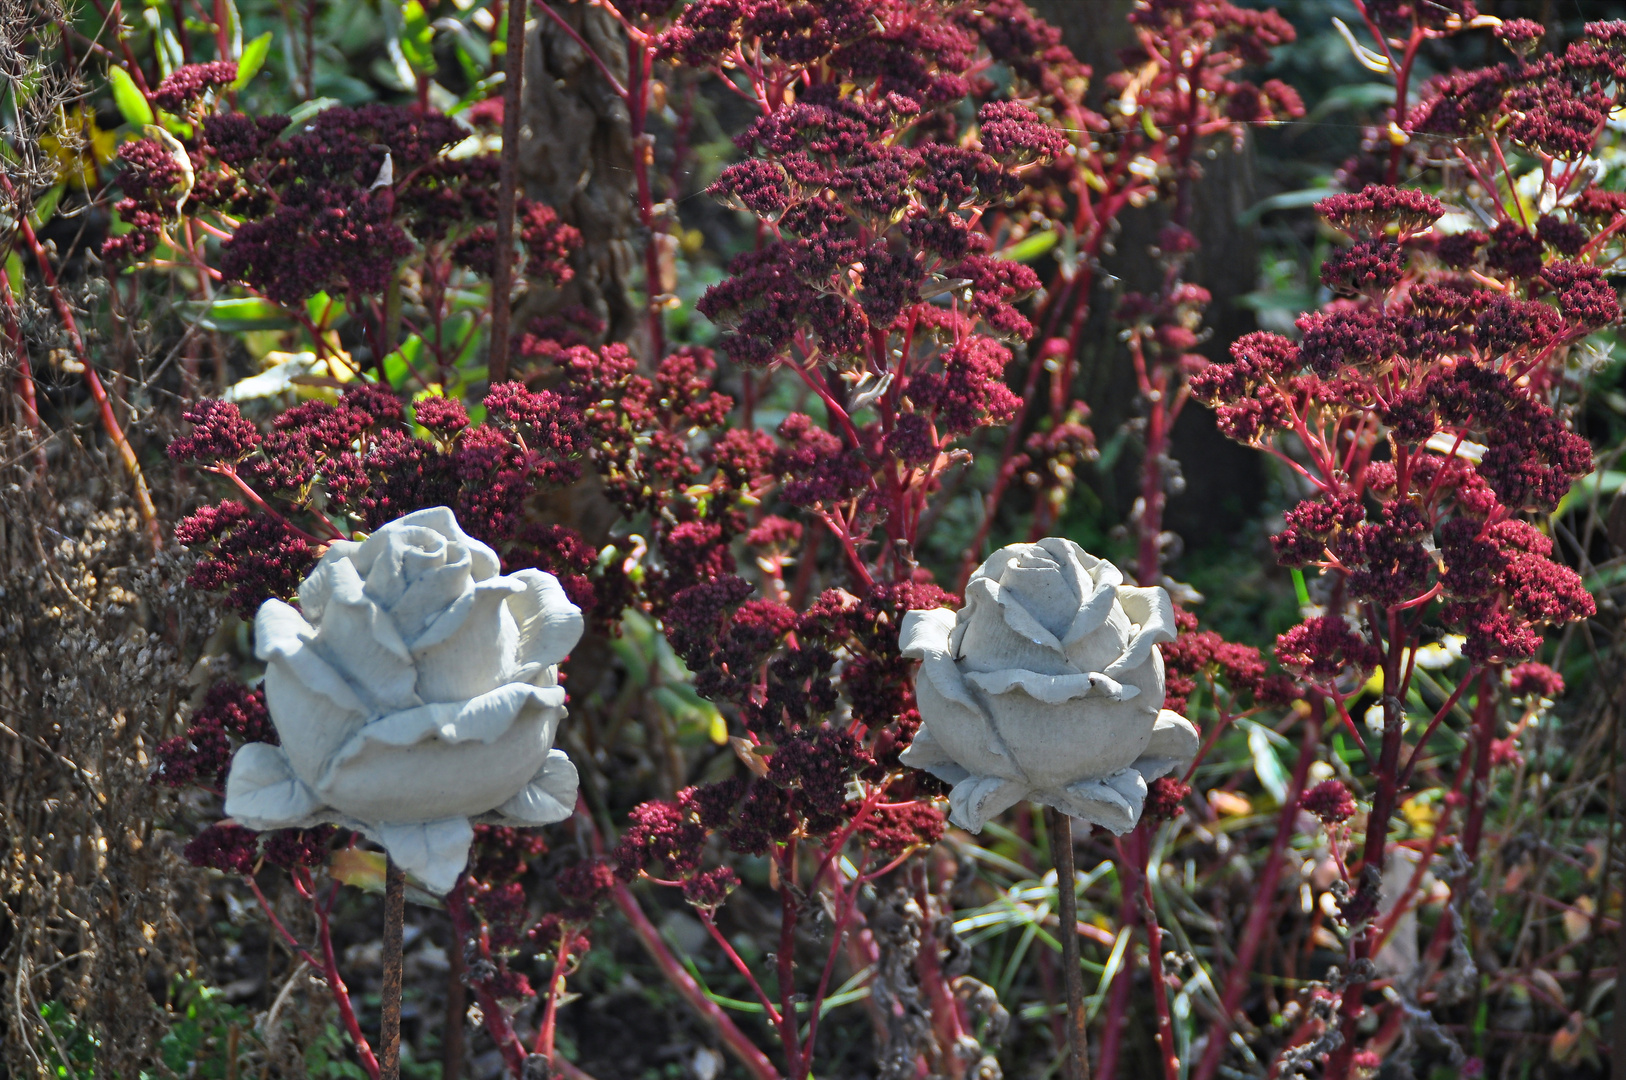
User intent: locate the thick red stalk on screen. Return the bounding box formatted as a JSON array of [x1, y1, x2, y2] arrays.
[[1322, 621, 1418, 1080], [1142, 875, 1179, 1080], [1192, 715, 1320, 1080], [609, 882, 780, 1080], [626, 30, 665, 360], [0, 264, 46, 473], [1093, 830, 1141, 1079], [315, 886, 383, 1079], [17, 216, 162, 553], [486, 0, 526, 384]]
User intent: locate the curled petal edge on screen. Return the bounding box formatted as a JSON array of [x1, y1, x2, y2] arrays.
[[962, 667, 1137, 703], [492, 749, 579, 826], [900, 608, 986, 724], [255, 600, 368, 716], [224, 743, 325, 831], [1101, 585, 1178, 681], [896, 723, 970, 783], [508, 569, 585, 679]]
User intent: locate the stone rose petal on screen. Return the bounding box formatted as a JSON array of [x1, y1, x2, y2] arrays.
[[507, 569, 585, 682], [996, 552, 1080, 639], [236, 507, 585, 895], [256, 599, 369, 781], [899, 608, 1014, 780], [1099, 585, 1178, 682], [895, 724, 970, 784], [349, 683, 566, 750], [373, 817, 476, 896], [1131, 710, 1200, 780], [494, 749, 579, 825], [963, 668, 1138, 702], [224, 743, 324, 830], [312, 558, 421, 713], [315, 686, 563, 822], [899, 608, 984, 723], [296, 540, 360, 624], [411, 578, 526, 703], [953, 577, 1072, 676]]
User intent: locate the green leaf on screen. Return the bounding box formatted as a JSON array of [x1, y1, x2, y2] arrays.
[[400, 1, 438, 75], [382, 334, 427, 390], [1554, 468, 1626, 519], [107, 66, 154, 126], [177, 296, 292, 331], [4, 251, 23, 299], [999, 229, 1060, 263], [1244, 720, 1290, 806], [1290, 568, 1311, 609], [1240, 187, 1336, 226], [233, 32, 273, 89], [306, 290, 339, 327], [281, 97, 340, 134], [29, 183, 65, 229]]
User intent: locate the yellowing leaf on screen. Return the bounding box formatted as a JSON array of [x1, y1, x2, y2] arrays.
[[331, 848, 388, 893], [1563, 896, 1594, 943], [1400, 793, 1439, 838], [1209, 790, 1251, 817]]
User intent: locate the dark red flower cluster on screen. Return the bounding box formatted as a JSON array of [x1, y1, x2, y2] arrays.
[[154, 680, 274, 790], [694, 25, 1059, 370], [101, 138, 191, 262], [170, 103, 557, 302], [1507, 661, 1564, 699], [153, 61, 238, 112], [1409, 23, 1626, 161], [262, 825, 337, 869], [1161, 617, 1297, 714], [1144, 776, 1192, 823], [1276, 617, 1383, 683], [1301, 779, 1356, 824], [1112, 0, 1302, 125], [171, 382, 588, 617], [185, 823, 262, 874]]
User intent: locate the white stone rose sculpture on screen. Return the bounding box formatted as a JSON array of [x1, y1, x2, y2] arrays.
[[899, 538, 1199, 834], [223, 506, 584, 894]]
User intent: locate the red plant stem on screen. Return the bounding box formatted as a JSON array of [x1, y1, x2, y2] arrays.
[[1142, 875, 1179, 1080], [609, 882, 780, 1080], [912, 863, 966, 1066], [626, 31, 666, 360], [84, 0, 154, 95], [208, 464, 342, 544], [0, 265, 46, 473], [1384, 29, 1424, 187], [244, 874, 321, 968], [442, 937, 465, 1080], [17, 216, 162, 553], [1455, 670, 1501, 873], [699, 913, 783, 1025], [1322, 620, 1417, 1080], [1093, 830, 1139, 1079], [1191, 713, 1320, 1080], [446, 888, 528, 1077], [1137, 359, 1170, 586], [315, 887, 383, 1080], [533, 925, 574, 1058], [776, 843, 805, 1079], [486, 0, 526, 384], [1396, 669, 1478, 788]]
